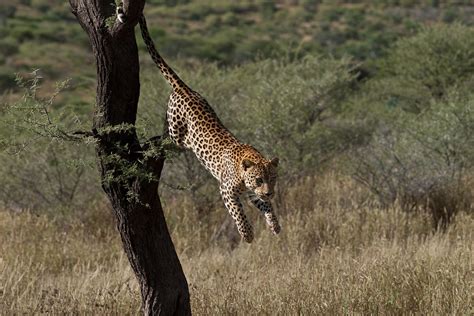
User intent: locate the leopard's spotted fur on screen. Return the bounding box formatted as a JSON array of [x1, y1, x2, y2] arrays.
[[119, 8, 280, 242]]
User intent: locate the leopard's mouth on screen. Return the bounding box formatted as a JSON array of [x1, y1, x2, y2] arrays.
[[256, 192, 273, 202]]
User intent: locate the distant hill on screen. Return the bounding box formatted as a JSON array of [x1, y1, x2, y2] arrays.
[[1, 1, 473, 105]]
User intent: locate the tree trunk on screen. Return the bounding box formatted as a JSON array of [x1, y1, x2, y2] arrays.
[[68, 1, 191, 314]]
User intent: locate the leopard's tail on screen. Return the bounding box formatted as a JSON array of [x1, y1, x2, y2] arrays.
[[138, 15, 187, 91]]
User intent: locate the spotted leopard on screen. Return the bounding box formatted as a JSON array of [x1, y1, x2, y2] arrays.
[[117, 6, 280, 243]]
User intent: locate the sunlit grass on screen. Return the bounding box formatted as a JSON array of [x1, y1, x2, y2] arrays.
[[1, 176, 472, 314]]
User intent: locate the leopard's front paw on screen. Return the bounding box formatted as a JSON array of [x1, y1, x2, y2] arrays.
[[265, 212, 281, 235], [270, 222, 281, 235], [238, 227, 254, 243]]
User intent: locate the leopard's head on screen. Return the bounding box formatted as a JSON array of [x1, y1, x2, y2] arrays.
[[241, 157, 279, 201]]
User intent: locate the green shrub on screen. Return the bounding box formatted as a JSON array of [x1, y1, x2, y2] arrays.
[[353, 92, 474, 228], [8, 24, 35, 42], [221, 12, 238, 26], [0, 68, 16, 90], [203, 14, 220, 29], [376, 24, 474, 112], [0, 38, 18, 58], [31, 0, 50, 13], [0, 142, 99, 211], [259, 2, 277, 20], [0, 72, 98, 211], [340, 23, 474, 228], [0, 5, 16, 25], [442, 6, 459, 23]]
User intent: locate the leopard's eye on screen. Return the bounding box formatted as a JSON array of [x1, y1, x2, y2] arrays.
[[255, 178, 263, 186]]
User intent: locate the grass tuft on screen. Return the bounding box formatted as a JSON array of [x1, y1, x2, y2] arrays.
[[1, 175, 472, 314]]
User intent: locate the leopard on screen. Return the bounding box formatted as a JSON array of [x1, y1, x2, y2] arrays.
[[117, 5, 280, 243]]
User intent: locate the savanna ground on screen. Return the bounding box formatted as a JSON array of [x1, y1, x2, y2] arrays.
[[1, 1, 474, 315], [1, 175, 472, 314]]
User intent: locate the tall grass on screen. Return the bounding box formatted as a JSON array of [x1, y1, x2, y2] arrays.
[[1, 175, 472, 314]]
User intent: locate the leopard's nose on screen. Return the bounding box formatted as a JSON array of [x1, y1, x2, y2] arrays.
[[265, 192, 273, 197]]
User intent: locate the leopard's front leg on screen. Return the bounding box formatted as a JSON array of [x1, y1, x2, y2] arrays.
[[220, 186, 253, 243], [250, 197, 281, 235]]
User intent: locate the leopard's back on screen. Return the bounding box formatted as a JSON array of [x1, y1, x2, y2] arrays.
[[167, 90, 239, 179]]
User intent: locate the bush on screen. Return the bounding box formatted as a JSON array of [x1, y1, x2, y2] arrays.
[[0, 38, 19, 58], [348, 24, 474, 228], [0, 142, 99, 211], [353, 92, 474, 228], [0, 72, 99, 211], [375, 24, 474, 112], [8, 24, 35, 42], [0, 5, 16, 25], [0, 68, 16, 90]]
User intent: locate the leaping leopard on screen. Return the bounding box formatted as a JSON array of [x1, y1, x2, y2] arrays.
[[117, 5, 280, 243]]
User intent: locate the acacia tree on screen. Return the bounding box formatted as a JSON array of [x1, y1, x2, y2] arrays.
[[68, 0, 190, 314]]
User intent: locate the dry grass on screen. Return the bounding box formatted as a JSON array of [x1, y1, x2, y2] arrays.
[[1, 175, 472, 314]]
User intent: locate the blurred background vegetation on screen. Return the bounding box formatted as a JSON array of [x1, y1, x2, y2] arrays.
[[0, 1, 473, 313], [1, 0, 472, 226]]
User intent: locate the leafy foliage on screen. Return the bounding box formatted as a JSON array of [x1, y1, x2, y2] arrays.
[[1, 6, 473, 226], [374, 23, 474, 113], [351, 25, 474, 227], [0, 71, 97, 211], [3, 1, 474, 107]]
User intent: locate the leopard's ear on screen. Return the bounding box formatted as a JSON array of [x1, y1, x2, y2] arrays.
[[270, 157, 279, 167], [242, 159, 255, 171]]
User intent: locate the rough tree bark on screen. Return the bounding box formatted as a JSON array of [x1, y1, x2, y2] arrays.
[[68, 1, 191, 314]]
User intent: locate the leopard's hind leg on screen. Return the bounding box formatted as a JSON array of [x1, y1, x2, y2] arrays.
[[166, 93, 188, 147]]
